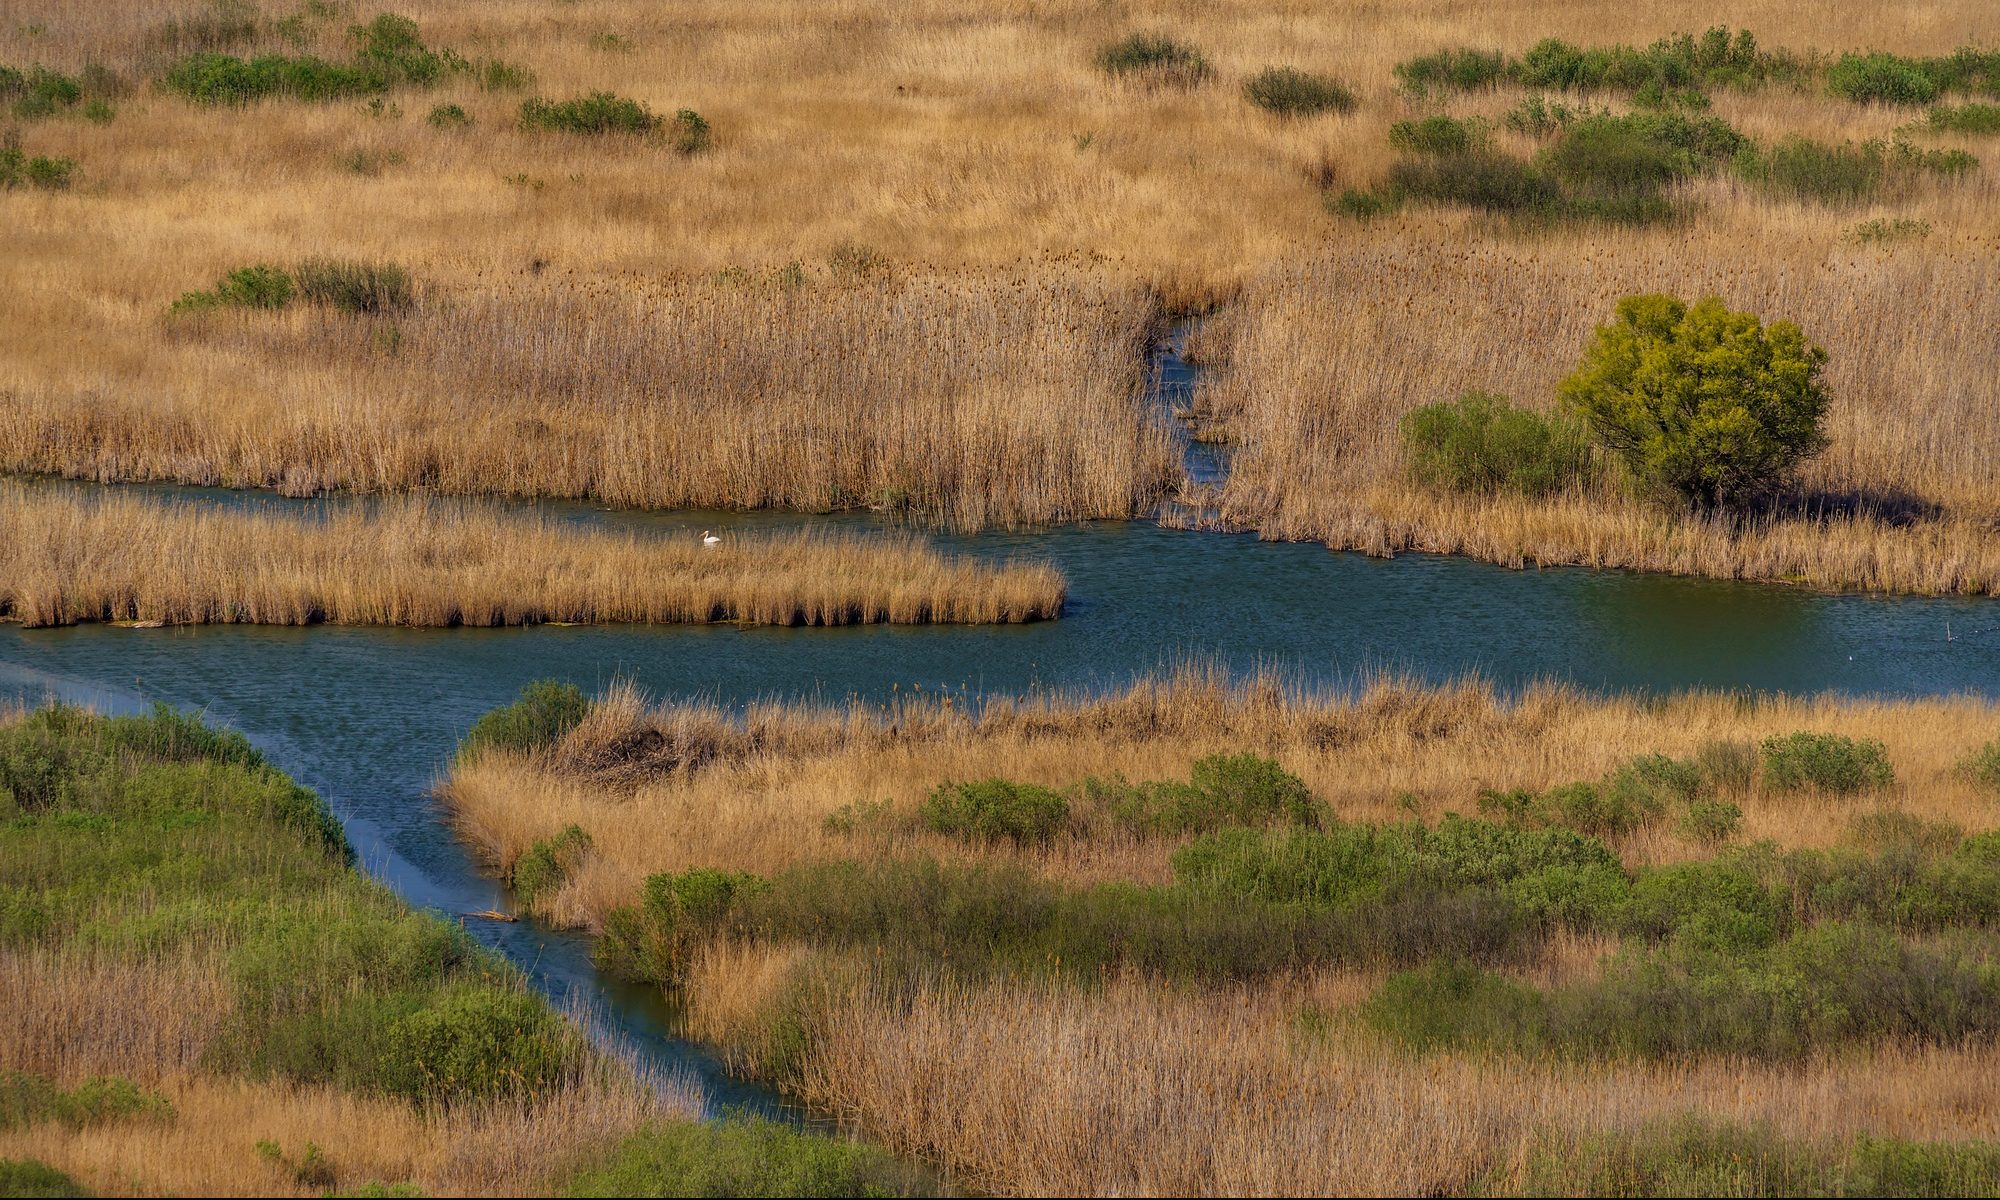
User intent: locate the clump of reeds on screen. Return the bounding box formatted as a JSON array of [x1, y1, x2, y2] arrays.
[[0, 483, 1066, 627]]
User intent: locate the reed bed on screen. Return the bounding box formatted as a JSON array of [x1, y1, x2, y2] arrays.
[[440, 671, 2000, 924], [0, 483, 1066, 626], [1196, 232, 2000, 594], [3, 1, 1995, 547]]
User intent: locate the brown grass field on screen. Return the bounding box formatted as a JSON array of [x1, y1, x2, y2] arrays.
[[0, 481, 1065, 626], [441, 675, 2000, 1194], [2, 0, 1997, 587]]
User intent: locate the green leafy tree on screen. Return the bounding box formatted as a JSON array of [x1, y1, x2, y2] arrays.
[[1559, 294, 1829, 508]]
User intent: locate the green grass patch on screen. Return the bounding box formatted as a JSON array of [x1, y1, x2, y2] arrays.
[[1242, 67, 1355, 116], [461, 680, 589, 759], [0, 1072, 173, 1130], [1094, 33, 1212, 89], [1925, 102, 2000, 134], [1759, 731, 1893, 793], [562, 1116, 933, 1197], [0, 1159, 90, 1198], [1401, 391, 1592, 498]]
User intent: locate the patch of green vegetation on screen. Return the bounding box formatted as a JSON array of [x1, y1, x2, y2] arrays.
[[461, 680, 589, 759], [1559, 294, 1830, 509], [1243, 66, 1355, 116], [1824, 49, 2000, 107], [1962, 738, 2000, 793], [0, 1158, 90, 1198], [1389, 115, 1488, 156], [512, 824, 593, 904], [519, 92, 658, 135], [1401, 391, 1592, 498], [426, 101, 470, 128], [1093, 33, 1212, 88], [160, 11, 528, 106], [1735, 136, 1978, 205], [0, 1072, 173, 1129], [295, 258, 414, 314], [920, 779, 1068, 846], [1503, 1115, 2000, 1197], [1848, 217, 1933, 243], [0, 703, 593, 1108], [1759, 731, 1893, 794], [1925, 102, 2000, 134], [0, 134, 74, 191], [562, 1116, 933, 1197], [1397, 28, 1796, 99]]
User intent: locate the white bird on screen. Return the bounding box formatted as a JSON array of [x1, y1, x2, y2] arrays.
[[701, 529, 721, 547]]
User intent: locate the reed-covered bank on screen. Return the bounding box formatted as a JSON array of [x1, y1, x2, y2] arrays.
[[441, 675, 2000, 1194], [1195, 235, 2000, 596], [0, 483, 1066, 627], [0, 703, 929, 1196]]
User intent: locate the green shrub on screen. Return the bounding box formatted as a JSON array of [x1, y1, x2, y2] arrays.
[[1393, 47, 1506, 93], [1559, 293, 1829, 509], [1736, 135, 1886, 204], [475, 59, 536, 92], [1829, 52, 1942, 105], [596, 867, 761, 984], [511, 824, 593, 904], [1927, 102, 2000, 134], [520, 91, 659, 135], [1401, 392, 1592, 497], [1618, 859, 1786, 951], [1679, 796, 1744, 843], [1388, 114, 1486, 156], [0, 139, 75, 191], [1503, 95, 1597, 137], [348, 13, 445, 86], [562, 1116, 933, 1197], [2, 66, 84, 120], [1326, 187, 1396, 220], [461, 681, 589, 758], [1093, 33, 1212, 88], [1760, 732, 1893, 794], [670, 108, 711, 155], [0, 1072, 173, 1129], [1962, 739, 2000, 793], [919, 779, 1069, 845], [1361, 959, 1546, 1052], [384, 985, 580, 1105], [295, 258, 414, 314], [162, 52, 386, 104], [1243, 66, 1355, 116], [221, 264, 296, 308], [426, 102, 470, 128], [0, 1159, 89, 1198]]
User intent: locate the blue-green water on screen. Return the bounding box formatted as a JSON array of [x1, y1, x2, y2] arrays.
[[2, 477, 1996, 1115]]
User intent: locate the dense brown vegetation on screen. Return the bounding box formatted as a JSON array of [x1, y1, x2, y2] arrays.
[[0, 482, 1065, 626]]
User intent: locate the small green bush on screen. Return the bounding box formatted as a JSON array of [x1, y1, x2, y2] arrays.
[[0, 1072, 173, 1130], [1, 66, 84, 120], [295, 258, 414, 314], [670, 108, 711, 155], [1393, 47, 1507, 93], [562, 1116, 933, 1197], [1559, 293, 1830, 509], [1388, 114, 1486, 156], [462, 681, 589, 757], [511, 824, 593, 904], [1361, 959, 1546, 1052], [1829, 52, 1942, 105], [1848, 217, 1932, 243], [1679, 796, 1744, 843], [0, 141, 74, 191], [1737, 136, 1885, 204], [1086, 752, 1321, 835], [1401, 391, 1592, 497], [1504, 95, 1597, 137], [1386, 151, 1559, 214], [219, 264, 296, 308], [384, 985, 580, 1105], [1760, 732, 1894, 794], [162, 52, 386, 105], [1962, 739, 2000, 793], [520, 91, 659, 135], [1326, 187, 1397, 220], [919, 779, 1069, 846], [1243, 66, 1355, 116], [1093, 33, 1212, 88], [1927, 102, 2000, 134], [426, 102, 469, 128]]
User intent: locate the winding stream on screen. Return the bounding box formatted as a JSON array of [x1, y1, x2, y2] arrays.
[[2, 336, 1996, 1119]]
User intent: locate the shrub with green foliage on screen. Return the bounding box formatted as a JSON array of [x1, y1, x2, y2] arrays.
[[1848, 217, 1932, 244], [461, 680, 589, 758], [0, 1072, 173, 1130], [0, 1159, 89, 1198], [383, 986, 580, 1105], [0, 138, 75, 191], [520, 91, 659, 135], [1243, 66, 1355, 116], [511, 824, 593, 904], [0, 65, 85, 120], [1829, 52, 1943, 105], [1558, 294, 1830, 509], [670, 108, 711, 155], [1926, 102, 2000, 134], [1510, 1115, 2000, 1197], [1394, 47, 1507, 93], [1386, 150, 1558, 214], [1760, 732, 1893, 793], [1737, 135, 1977, 205], [562, 1116, 933, 1197], [1401, 391, 1592, 497], [162, 52, 386, 104], [1398, 28, 1791, 98], [920, 779, 1069, 845], [426, 101, 470, 128], [1389, 115, 1487, 156], [1093, 33, 1212, 88], [1090, 752, 1323, 835], [1963, 739, 2000, 793]]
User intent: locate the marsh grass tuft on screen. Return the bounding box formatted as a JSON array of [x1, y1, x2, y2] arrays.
[[1095, 33, 1212, 89]]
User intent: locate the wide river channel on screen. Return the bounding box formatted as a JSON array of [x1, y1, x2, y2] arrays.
[[4, 477, 1998, 1118]]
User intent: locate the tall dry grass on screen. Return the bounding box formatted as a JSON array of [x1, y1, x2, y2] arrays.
[[440, 672, 2000, 926], [2, 1, 1995, 549], [1196, 233, 2000, 594], [0, 482, 1065, 626]]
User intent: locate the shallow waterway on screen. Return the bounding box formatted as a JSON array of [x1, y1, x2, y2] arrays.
[[4, 478, 1999, 1119]]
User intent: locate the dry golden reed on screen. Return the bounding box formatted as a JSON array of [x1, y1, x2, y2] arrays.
[[0, 482, 1065, 626]]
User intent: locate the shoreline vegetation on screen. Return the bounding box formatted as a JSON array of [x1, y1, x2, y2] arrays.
[[440, 673, 2000, 1195], [0, 702, 930, 1197], [0, 483, 1067, 627], [3, 4, 1996, 596]]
